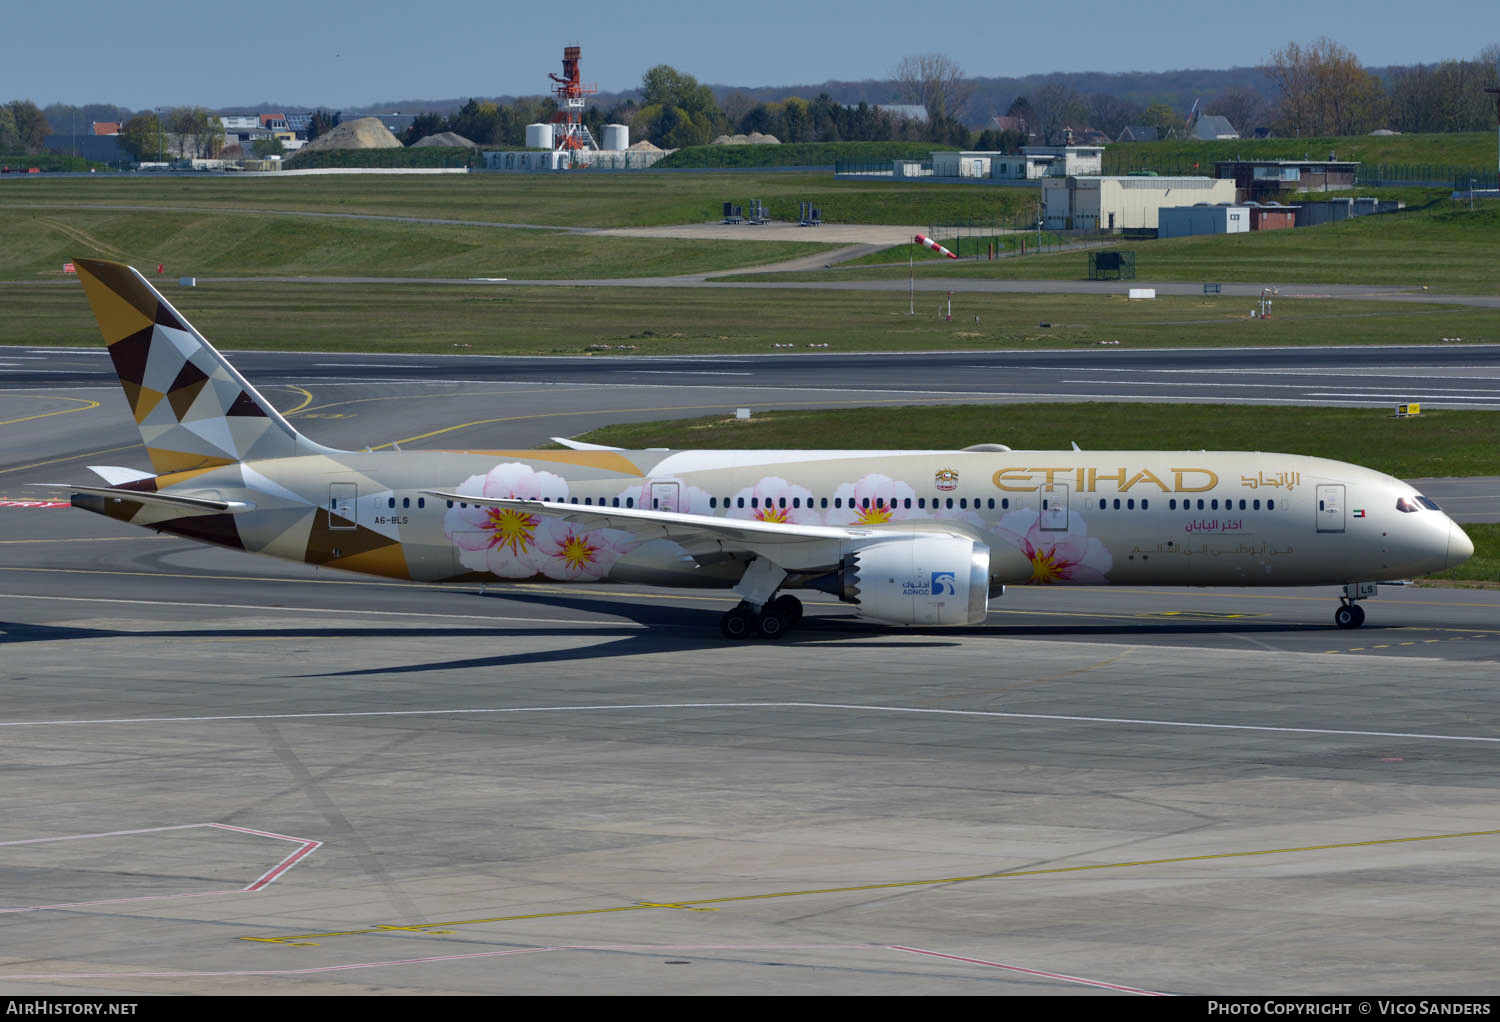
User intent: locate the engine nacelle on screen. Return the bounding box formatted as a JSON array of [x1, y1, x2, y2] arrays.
[[813, 535, 992, 626]]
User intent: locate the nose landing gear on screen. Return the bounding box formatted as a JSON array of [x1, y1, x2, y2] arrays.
[[1334, 582, 1376, 629]]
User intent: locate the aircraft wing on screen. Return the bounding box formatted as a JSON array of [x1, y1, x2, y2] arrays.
[[40, 484, 255, 514], [421, 491, 879, 547]]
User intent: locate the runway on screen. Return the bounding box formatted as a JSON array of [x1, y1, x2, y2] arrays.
[[2, 348, 1500, 994]]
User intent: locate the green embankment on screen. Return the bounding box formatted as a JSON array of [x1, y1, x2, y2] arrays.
[[1104, 132, 1499, 177], [573, 403, 1500, 478], [655, 141, 957, 169], [284, 146, 479, 169]]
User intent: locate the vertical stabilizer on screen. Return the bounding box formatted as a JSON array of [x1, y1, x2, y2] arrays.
[[73, 259, 338, 475]]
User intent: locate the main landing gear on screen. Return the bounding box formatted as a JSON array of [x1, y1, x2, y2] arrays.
[[1334, 582, 1376, 629], [720, 594, 803, 640]]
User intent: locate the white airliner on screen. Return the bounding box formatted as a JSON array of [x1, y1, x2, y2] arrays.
[[49, 259, 1473, 638]]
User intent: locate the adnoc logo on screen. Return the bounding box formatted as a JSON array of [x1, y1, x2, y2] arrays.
[[930, 571, 957, 596]]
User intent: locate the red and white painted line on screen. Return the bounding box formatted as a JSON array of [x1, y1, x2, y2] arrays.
[[0, 500, 69, 508], [0, 822, 320, 914]]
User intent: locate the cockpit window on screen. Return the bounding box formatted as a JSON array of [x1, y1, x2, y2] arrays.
[[1395, 497, 1419, 513], [1416, 495, 1442, 511]]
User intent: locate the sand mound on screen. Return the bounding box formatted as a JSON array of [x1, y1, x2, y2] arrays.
[[711, 132, 781, 145], [627, 139, 663, 152], [411, 131, 476, 148], [299, 117, 403, 152]]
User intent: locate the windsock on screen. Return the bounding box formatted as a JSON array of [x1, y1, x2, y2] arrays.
[[914, 234, 958, 259]]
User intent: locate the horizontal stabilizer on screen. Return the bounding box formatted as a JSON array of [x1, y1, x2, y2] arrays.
[[88, 465, 156, 485], [39, 483, 254, 514], [549, 437, 626, 452]]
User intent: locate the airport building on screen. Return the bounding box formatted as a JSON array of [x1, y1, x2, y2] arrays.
[[1042, 174, 1237, 230], [1157, 203, 1251, 238]]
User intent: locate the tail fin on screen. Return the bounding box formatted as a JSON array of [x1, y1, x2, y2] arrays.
[[73, 259, 337, 476]]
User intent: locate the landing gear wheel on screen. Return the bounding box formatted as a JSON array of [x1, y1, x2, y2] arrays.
[[1334, 604, 1362, 629], [1349, 603, 1365, 627], [755, 606, 790, 640], [720, 604, 755, 640], [769, 594, 803, 627]]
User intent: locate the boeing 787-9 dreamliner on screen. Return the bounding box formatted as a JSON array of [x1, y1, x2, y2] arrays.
[[48, 259, 1474, 639]]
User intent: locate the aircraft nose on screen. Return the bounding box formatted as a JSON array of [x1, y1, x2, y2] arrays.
[[1448, 520, 1474, 569]]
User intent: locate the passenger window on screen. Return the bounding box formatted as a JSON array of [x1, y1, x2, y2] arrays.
[[960, 498, 968, 509], [1169, 499, 1177, 510], [1127, 498, 1135, 510], [388, 497, 395, 509], [1099, 499, 1106, 510], [447, 500, 454, 508], [1253, 499, 1260, 510], [1002, 498, 1010, 509], [1141, 498, 1149, 510], [418, 498, 425, 509], [792, 497, 800, 508], [820, 497, 828, 509], [862, 498, 870, 509], [779, 497, 787, 509], [1197, 499, 1205, 510], [987, 498, 995, 509], [1267, 499, 1275, 510], [904, 497, 912, 509], [1112, 498, 1120, 509], [626, 498, 634, 508], [751, 497, 759, 508], [918, 497, 926, 509], [709, 497, 716, 508], [945, 497, 953, 509], [402, 497, 410, 508], [1239, 499, 1246, 510], [1319, 500, 1325, 510], [737, 497, 744, 508], [1211, 499, 1219, 510]]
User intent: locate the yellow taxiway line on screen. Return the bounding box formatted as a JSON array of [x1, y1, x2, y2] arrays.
[[241, 827, 1500, 946]]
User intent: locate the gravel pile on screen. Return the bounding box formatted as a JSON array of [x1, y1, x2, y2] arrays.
[[299, 117, 403, 152]]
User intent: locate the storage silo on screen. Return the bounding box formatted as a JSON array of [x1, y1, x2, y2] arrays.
[[525, 123, 553, 150], [603, 124, 629, 151]]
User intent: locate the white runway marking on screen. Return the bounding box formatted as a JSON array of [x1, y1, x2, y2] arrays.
[[2, 699, 1498, 746], [0, 943, 1161, 992]]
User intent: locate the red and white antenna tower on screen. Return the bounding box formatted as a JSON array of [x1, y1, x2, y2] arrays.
[[549, 45, 599, 154]]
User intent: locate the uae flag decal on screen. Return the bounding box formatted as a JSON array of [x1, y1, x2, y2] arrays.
[[1353, 509, 1366, 518]]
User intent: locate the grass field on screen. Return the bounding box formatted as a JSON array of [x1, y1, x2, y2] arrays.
[[1429, 523, 1500, 583], [7, 282, 1497, 354], [0, 207, 833, 280], [733, 199, 1500, 294], [0, 172, 1035, 228], [572, 403, 1500, 478]]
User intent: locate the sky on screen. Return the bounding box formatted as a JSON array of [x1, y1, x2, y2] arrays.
[[7, 0, 1498, 110]]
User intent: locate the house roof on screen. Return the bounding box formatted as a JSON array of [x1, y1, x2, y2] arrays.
[[1191, 115, 1239, 140], [1118, 125, 1158, 142], [91, 121, 121, 136]]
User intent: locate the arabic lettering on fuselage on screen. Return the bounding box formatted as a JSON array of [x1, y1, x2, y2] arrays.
[[1139, 542, 1296, 558], [991, 466, 1219, 493], [1240, 470, 1302, 490], [1184, 519, 1244, 534]]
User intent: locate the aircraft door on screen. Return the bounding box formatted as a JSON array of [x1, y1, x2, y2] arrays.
[[329, 482, 357, 530], [1316, 484, 1345, 533], [650, 481, 681, 512], [1040, 483, 1069, 531]]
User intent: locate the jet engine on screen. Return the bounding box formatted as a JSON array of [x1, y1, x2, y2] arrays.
[[809, 535, 992, 626]]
